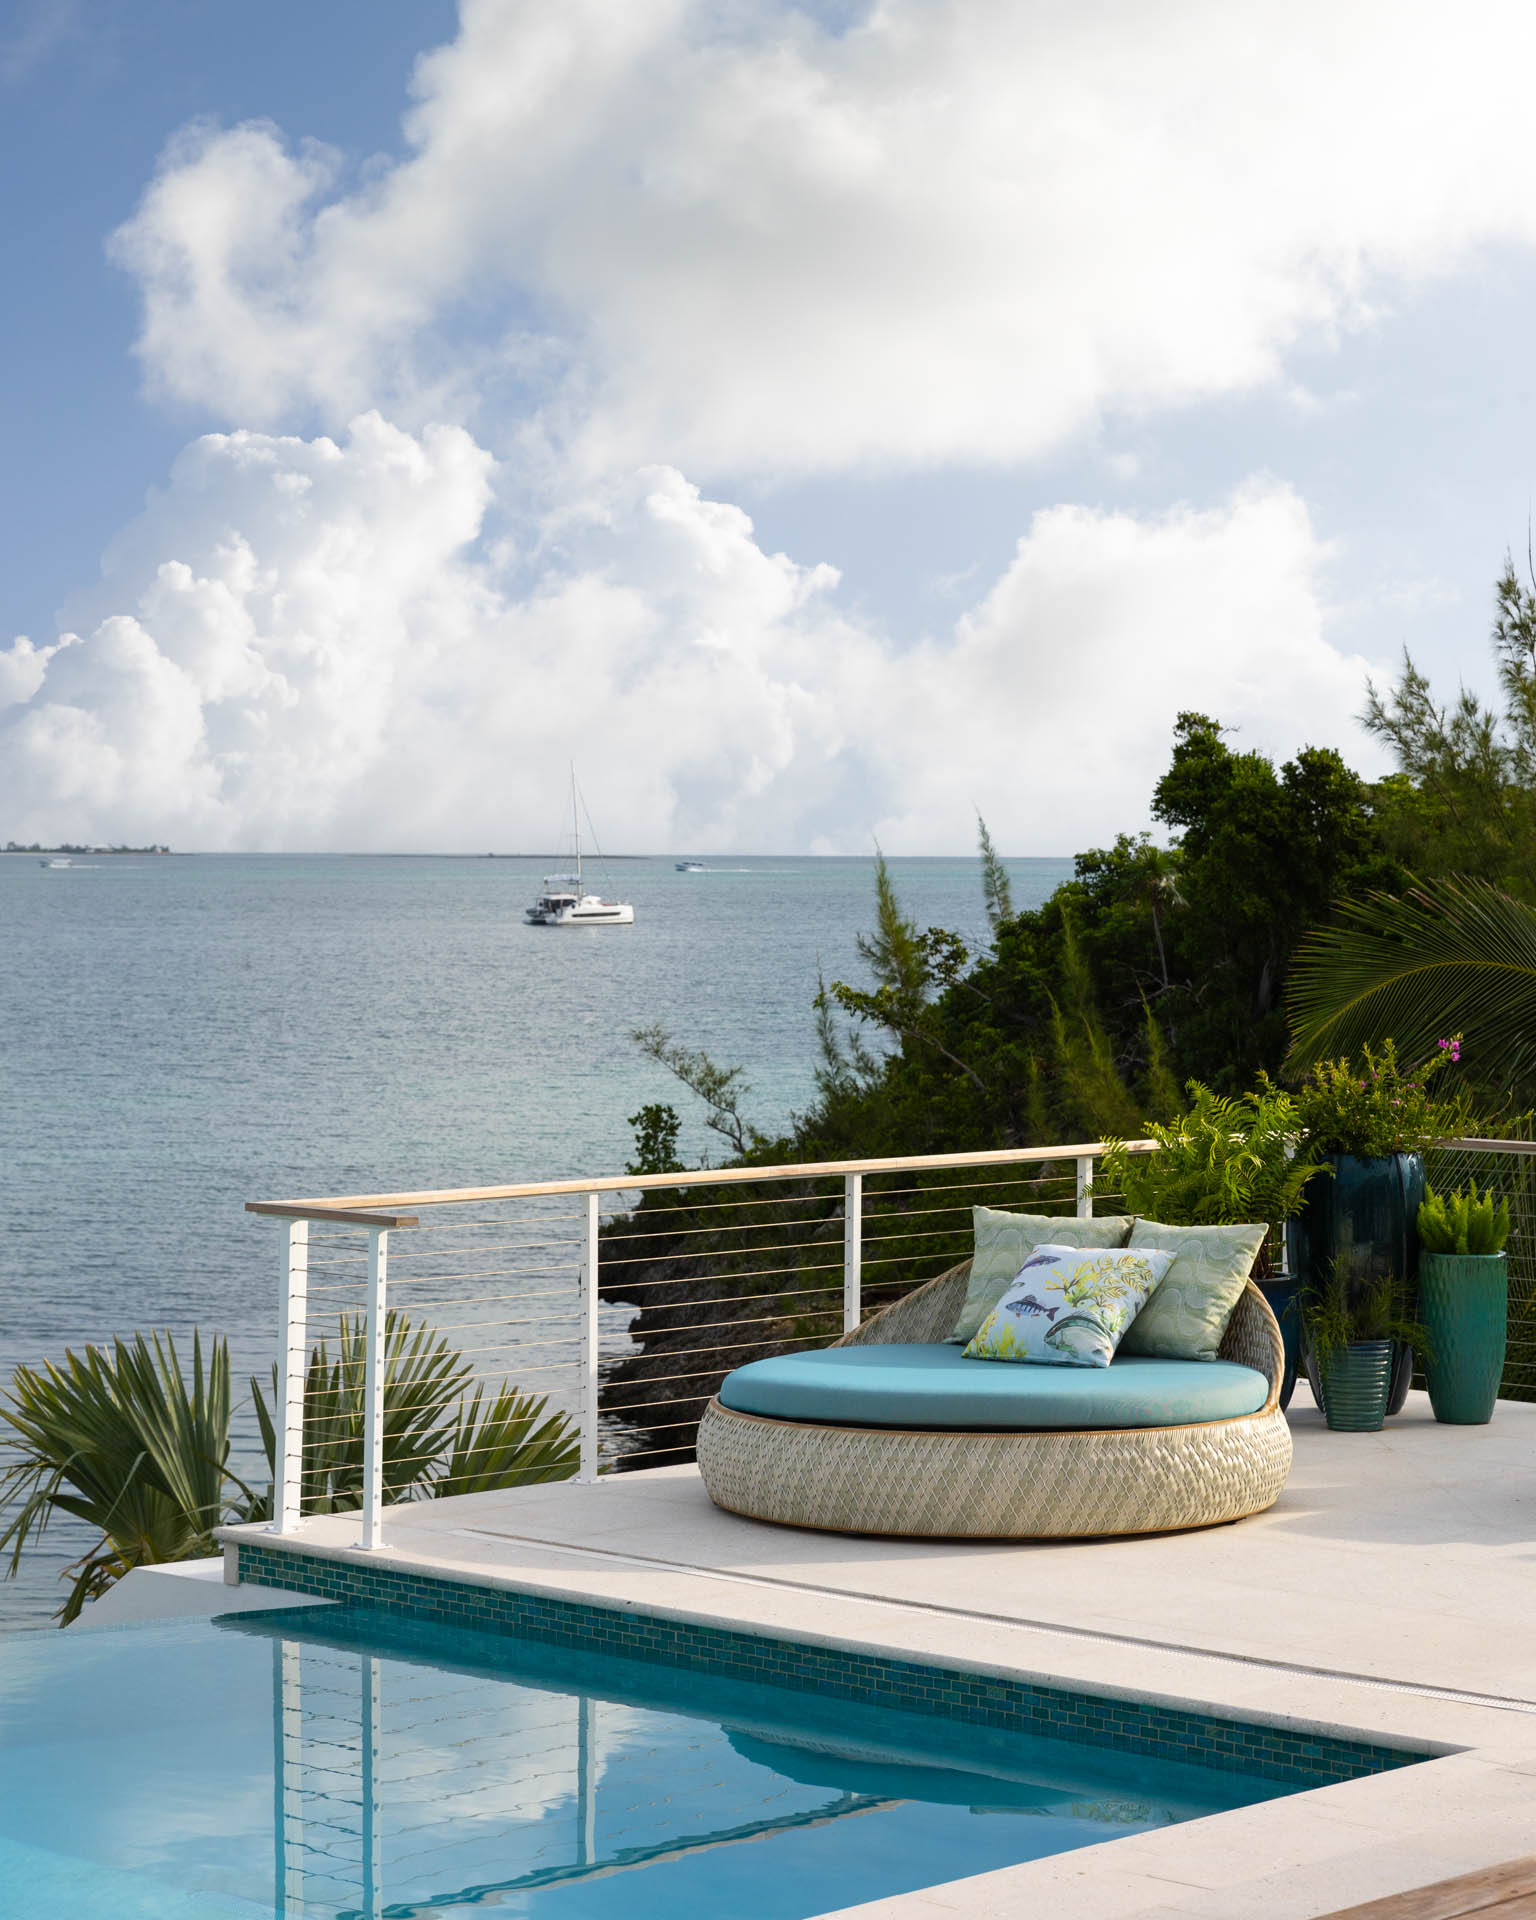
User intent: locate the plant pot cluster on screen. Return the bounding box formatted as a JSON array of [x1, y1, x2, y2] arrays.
[[1098, 1045, 1510, 1437], [1283, 1045, 1510, 1434], [1289, 1153, 1509, 1433]]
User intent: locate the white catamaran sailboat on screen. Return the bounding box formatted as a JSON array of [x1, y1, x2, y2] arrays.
[[525, 775, 635, 926]]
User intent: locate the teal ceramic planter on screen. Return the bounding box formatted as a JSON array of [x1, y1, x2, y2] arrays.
[[1419, 1251, 1507, 1425], [1315, 1340, 1394, 1433], [1288, 1152, 1424, 1416]]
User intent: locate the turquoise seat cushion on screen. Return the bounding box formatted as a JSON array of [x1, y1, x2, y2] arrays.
[[718, 1342, 1268, 1430]]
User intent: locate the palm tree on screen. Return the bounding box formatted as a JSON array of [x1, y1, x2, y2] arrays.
[[0, 1332, 233, 1625], [2, 1314, 579, 1623], [1284, 874, 1536, 1097]]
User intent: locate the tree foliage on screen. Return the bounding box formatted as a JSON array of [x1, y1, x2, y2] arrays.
[[1363, 554, 1536, 898], [626, 1102, 684, 1175], [977, 813, 1014, 931], [632, 1024, 763, 1158]]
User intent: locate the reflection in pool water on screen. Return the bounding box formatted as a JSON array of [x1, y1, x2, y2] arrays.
[[0, 1605, 1288, 1919]]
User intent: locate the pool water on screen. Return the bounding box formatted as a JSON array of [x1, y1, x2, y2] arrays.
[[0, 1606, 1290, 1920]]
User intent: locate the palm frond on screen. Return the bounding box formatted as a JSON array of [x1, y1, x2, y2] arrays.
[[246, 1311, 575, 1514], [439, 1384, 580, 1495], [1284, 875, 1536, 1093], [0, 1332, 232, 1623], [249, 1310, 472, 1516]]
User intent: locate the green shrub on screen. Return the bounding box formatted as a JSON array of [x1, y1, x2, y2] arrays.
[[1288, 1038, 1468, 1158], [1302, 1267, 1429, 1365]]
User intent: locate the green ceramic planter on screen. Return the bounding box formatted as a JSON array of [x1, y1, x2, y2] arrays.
[[1316, 1340, 1394, 1433], [1419, 1251, 1507, 1425]]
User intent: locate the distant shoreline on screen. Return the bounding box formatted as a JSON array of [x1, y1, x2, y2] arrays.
[[3, 847, 1076, 861], [4, 844, 175, 856]]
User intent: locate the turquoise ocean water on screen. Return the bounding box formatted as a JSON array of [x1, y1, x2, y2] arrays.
[[1, 852, 1071, 1628]]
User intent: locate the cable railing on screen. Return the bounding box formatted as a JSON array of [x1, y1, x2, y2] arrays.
[[244, 1134, 1536, 1551], [245, 1141, 1135, 1547], [1423, 1138, 1536, 1400]]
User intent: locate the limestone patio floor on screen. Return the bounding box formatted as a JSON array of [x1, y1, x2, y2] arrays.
[[220, 1387, 1536, 1920]]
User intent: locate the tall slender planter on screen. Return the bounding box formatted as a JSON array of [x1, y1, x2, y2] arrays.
[[1419, 1252, 1507, 1424], [1288, 1152, 1424, 1415]]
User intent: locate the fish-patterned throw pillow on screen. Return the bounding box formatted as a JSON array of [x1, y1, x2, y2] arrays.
[[947, 1207, 1133, 1344], [963, 1243, 1176, 1368]]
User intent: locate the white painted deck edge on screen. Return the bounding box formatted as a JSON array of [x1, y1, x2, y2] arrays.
[[72, 1556, 334, 1630]]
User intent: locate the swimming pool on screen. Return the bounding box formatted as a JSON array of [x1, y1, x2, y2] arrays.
[[0, 1603, 1393, 1919]]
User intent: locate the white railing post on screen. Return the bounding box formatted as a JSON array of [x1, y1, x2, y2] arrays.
[[1076, 1154, 1094, 1220], [360, 1227, 388, 1550], [578, 1191, 601, 1483], [273, 1220, 309, 1534], [843, 1172, 863, 1335]]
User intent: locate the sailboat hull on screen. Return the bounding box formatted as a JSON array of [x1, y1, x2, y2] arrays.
[[525, 770, 634, 924], [525, 900, 634, 925]]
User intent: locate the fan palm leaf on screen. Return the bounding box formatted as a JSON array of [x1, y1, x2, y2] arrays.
[[1285, 875, 1536, 1092], [0, 1332, 231, 1624], [440, 1384, 580, 1495]]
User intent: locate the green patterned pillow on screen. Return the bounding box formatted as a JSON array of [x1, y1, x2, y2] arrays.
[[947, 1207, 1132, 1345], [1118, 1219, 1267, 1362]]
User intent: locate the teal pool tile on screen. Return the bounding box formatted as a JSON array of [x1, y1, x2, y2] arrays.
[[233, 1539, 1418, 1789]]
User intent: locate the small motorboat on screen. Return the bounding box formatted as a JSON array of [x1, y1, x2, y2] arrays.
[[675, 860, 707, 873]]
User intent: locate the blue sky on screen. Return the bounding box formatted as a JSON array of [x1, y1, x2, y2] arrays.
[[4, 0, 1535, 852], [1, 1, 456, 646]]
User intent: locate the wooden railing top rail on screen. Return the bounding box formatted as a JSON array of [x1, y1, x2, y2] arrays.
[[245, 1203, 421, 1228], [244, 1138, 1158, 1219], [1437, 1136, 1536, 1156], [242, 1134, 1530, 1225]]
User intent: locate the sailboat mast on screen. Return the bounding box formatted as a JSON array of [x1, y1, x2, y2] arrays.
[[571, 764, 581, 888]]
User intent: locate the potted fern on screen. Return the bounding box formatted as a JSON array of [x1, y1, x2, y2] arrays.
[[1416, 1182, 1510, 1424], [1302, 1267, 1428, 1433], [1101, 1082, 1325, 1407]]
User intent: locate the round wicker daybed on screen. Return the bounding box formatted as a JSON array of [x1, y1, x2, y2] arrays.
[[695, 1260, 1292, 1539]]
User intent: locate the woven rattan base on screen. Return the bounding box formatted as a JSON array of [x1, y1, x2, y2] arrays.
[[696, 1398, 1292, 1537], [696, 1265, 1293, 1539]]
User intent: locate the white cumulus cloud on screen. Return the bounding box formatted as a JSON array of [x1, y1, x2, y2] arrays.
[[109, 0, 1536, 475], [16, 0, 1501, 849], [0, 416, 1384, 851]]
